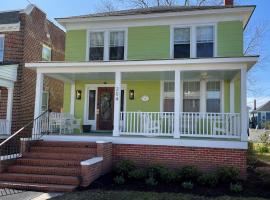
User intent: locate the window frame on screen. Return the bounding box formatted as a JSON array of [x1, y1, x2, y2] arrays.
[[170, 23, 217, 59], [206, 80, 222, 113], [86, 29, 127, 61], [42, 44, 52, 61], [0, 34, 5, 62]]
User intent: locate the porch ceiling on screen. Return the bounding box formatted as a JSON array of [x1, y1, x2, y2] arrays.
[[47, 70, 239, 82]]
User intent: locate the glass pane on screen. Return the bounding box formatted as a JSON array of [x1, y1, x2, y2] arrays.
[[164, 99, 174, 112], [174, 28, 190, 44], [120, 90, 124, 112], [207, 81, 220, 99], [0, 37, 3, 61], [164, 82, 174, 92], [89, 47, 104, 60], [110, 46, 124, 60], [110, 31, 124, 60], [207, 99, 220, 113], [174, 44, 190, 58], [196, 26, 214, 42], [183, 99, 200, 112], [88, 90, 96, 120], [183, 81, 200, 99], [89, 32, 104, 60], [42, 46, 51, 61], [197, 43, 213, 58]]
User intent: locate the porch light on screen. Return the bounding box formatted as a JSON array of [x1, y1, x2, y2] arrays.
[[129, 90, 135, 100], [76, 90, 82, 100]]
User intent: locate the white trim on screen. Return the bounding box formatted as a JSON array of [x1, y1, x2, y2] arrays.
[[221, 80, 225, 113], [113, 71, 121, 136], [42, 135, 248, 150], [70, 82, 75, 115], [200, 79, 206, 113], [230, 77, 235, 113], [160, 80, 164, 112], [34, 72, 44, 118], [6, 87, 13, 135], [241, 66, 248, 141], [0, 23, 20, 32], [0, 34, 4, 62], [80, 157, 103, 166], [174, 69, 181, 138]]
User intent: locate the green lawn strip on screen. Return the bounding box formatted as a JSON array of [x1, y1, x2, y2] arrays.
[[51, 190, 269, 200]]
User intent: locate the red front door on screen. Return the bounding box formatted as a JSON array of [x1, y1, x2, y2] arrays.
[[97, 87, 114, 130]]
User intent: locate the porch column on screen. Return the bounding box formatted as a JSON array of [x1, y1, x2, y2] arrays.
[[230, 79, 235, 113], [174, 69, 181, 139], [34, 72, 44, 119], [241, 66, 248, 141], [70, 81, 75, 115], [113, 71, 121, 136], [6, 87, 14, 134]]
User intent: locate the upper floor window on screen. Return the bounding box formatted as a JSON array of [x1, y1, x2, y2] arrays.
[[0, 35, 4, 62], [174, 28, 190, 58], [89, 32, 104, 61], [196, 26, 214, 58], [42, 45, 51, 61], [110, 31, 125, 60]]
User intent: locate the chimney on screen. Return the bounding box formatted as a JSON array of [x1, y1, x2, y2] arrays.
[[254, 99, 257, 110], [225, 0, 234, 6]]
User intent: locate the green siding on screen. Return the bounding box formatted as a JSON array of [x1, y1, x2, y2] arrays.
[[217, 21, 243, 57], [128, 26, 170, 60], [65, 30, 86, 61], [63, 83, 71, 113], [234, 76, 241, 113], [224, 80, 230, 113]]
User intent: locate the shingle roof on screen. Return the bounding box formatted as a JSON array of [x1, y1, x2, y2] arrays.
[[56, 5, 255, 20], [0, 11, 20, 25], [257, 101, 270, 112]]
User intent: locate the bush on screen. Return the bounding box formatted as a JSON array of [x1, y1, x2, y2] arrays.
[[260, 131, 270, 144], [146, 165, 166, 180], [197, 173, 218, 188], [178, 165, 201, 182], [145, 176, 158, 186], [114, 160, 136, 177], [230, 183, 243, 193], [216, 166, 240, 183], [258, 145, 269, 153], [160, 169, 177, 183], [114, 176, 125, 185], [128, 169, 147, 180], [181, 181, 194, 190]]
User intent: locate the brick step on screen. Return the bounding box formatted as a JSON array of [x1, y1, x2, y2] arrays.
[[8, 165, 80, 176], [0, 181, 77, 192], [17, 158, 81, 167], [30, 146, 97, 154], [33, 141, 96, 148], [23, 152, 94, 161], [0, 173, 80, 185]]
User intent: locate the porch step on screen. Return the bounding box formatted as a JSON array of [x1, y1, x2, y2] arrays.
[[8, 165, 80, 176], [0, 173, 80, 185], [30, 146, 97, 154], [0, 181, 77, 192], [32, 141, 97, 148], [16, 158, 81, 167], [22, 152, 94, 161]]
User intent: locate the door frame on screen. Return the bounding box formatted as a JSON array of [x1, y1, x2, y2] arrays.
[[84, 84, 127, 131]]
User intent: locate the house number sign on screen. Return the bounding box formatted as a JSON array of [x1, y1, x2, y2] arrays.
[[141, 95, 150, 102], [115, 86, 120, 101]]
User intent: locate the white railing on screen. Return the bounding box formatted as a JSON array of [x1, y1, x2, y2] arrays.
[[120, 112, 174, 136], [179, 112, 241, 138], [0, 119, 10, 135]]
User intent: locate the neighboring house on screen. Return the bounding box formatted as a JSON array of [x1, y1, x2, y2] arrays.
[[250, 101, 270, 129], [0, 4, 65, 137], [0, 0, 259, 192]]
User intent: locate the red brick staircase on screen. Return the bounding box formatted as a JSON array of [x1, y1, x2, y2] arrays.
[[0, 141, 112, 192]]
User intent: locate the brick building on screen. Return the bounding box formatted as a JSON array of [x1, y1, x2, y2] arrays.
[[0, 4, 65, 136]]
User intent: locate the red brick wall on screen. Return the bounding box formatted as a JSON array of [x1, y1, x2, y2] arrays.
[[0, 87, 8, 119], [113, 144, 247, 177]]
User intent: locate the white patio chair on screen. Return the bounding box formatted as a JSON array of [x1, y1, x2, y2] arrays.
[[65, 117, 82, 134], [142, 113, 161, 135]]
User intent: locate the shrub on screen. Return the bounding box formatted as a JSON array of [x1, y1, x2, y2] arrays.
[[145, 176, 158, 186], [146, 165, 166, 180], [160, 169, 177, 183], [260, 131, 270, 144], [114, 160, 136, 177], [178, 165, 201, 182], [181, 181, 194, 190], [128, 169, 147, 180], [258, 145, 269, 153], [230, 183, 243, 193], [114, 176, 125, 185], [197, 173, 219, 188], [216, 166, 240, 183]]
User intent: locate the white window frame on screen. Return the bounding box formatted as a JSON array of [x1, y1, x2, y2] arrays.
[[41, 91, 49, 112], [206, 80, 223, 113], [170, 23, 217, 59], [42, 44, 52, 61], [0, 34, 5, 62], [86, 29, 128, 61]]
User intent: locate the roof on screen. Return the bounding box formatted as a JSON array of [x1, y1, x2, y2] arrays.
[[257, 101, 270, 112], [0, 11, 20, 25], [56, 5, 255, 20]]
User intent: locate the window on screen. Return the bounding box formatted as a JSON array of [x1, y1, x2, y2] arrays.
[[196, 26, 214, 58], [0, 36, 4, 62], [174, 28, 190, 58], [42, 91, 49, 112], [110, 31, 125, 60], [89, 32, 104, 60], [42, 45, 51, 61], [88, 90, 96, 120], [163, 82, 175, 112], [206, 81, 221, 113], [183, 81, 200, 112]]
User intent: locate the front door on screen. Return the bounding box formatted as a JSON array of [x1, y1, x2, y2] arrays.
[[97, 87, 114, 130]]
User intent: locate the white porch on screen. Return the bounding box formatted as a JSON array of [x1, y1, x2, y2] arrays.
[[26, 57, 257, 142]]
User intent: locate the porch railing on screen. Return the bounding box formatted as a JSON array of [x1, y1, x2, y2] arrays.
[[0, 120, 10, 135]]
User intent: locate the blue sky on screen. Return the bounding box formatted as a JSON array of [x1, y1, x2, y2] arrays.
[[1, 0, 270, 107]]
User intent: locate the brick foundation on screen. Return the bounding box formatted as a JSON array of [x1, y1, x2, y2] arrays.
[[113, 144, 247, 178]]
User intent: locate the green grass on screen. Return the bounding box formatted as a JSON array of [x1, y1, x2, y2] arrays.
[[51, 190, 269, 200], [257, 153, 270, 164]]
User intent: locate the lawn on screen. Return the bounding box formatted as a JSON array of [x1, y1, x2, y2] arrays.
[[51, 190, 269, 200]]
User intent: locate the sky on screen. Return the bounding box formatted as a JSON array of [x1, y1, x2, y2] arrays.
[[1, 0, 270, 108]]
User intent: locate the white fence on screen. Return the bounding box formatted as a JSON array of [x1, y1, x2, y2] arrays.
[[120, 112, 241, 139], [0, 120, 10, 135]]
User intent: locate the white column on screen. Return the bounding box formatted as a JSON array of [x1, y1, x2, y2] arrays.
[[6, 87, 14, 134], [200, 80, 206, 113], [174, 69, 181, 139], [230, 79, 235, 113], [113, 71, 121, 136], [34, 72, 44, 119], [70, 82, 75, 115], [241, 66, 248, 141]]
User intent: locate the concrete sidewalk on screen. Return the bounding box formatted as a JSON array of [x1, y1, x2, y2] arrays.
[[0, 189, 61, 200]]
